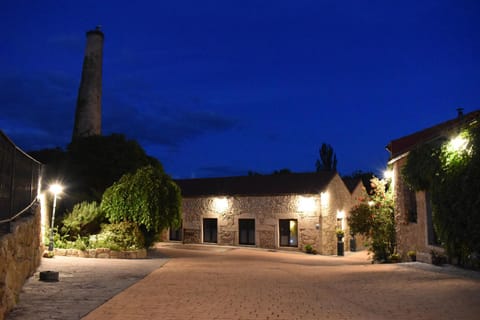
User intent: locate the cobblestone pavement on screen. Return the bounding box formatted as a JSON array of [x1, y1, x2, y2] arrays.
[[6, 250, 168, 320], [7, 244, 480, 320], [84, 244, 480, 320]]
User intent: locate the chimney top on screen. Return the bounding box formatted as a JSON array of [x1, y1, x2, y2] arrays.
[[457, 107, 464, 118]]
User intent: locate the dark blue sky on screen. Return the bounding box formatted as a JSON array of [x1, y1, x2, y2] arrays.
[[1, 0, 479, 178]]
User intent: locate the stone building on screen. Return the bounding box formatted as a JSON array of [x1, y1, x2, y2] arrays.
[[169, 172, 362, 255], [386, 109, 480, 263]]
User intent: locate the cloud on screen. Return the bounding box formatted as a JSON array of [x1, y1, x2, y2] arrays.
[[0, 72, 77, 151], [0, 71, 239, 154], [103, 100, 239, 148], [47, 34, 84, 53]]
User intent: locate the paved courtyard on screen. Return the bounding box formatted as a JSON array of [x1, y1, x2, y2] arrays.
[[8, 244, 480, 320]]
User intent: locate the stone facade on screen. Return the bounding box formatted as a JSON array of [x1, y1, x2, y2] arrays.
[[391, 157, 444, 263], [385, 111, 480, 263], [0, 205, 42, 320], [170, 174, 359, 255]]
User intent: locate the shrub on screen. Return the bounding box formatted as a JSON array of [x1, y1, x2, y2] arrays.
[[348, 177, 396, 262], [61, 201, 105, 239], [90, 222, 145, 250]]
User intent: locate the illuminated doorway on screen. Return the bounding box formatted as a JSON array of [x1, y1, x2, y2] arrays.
[[279, 219, 298, 247]]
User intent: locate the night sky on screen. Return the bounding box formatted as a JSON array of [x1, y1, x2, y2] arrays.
[[1, 1, 479, 178]]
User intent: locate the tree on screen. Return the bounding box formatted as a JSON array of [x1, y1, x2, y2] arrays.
[[30, 134, 162, 218], [101, 165, 181, 247], [316, 143, 337, 172], [67, 134, 160, 200], [272, 168, 292, 175], [348, 177, 396, 262]]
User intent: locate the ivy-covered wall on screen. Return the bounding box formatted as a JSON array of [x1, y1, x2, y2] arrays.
[[392, 156, 444, 263]]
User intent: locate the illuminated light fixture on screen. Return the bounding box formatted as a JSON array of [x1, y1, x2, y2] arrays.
[[297, 196, 316, 212], [48, 183, 64, 251], [337, 210, 346, 230], [448, 134, 469, 153], [320, 192, 330, 208], [383, 169, 393, 180], [213, 197, 229, 213], [49, 184, 63, 195]]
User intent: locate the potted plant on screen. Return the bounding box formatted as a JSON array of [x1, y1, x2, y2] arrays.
[[388, 253, 401, 263], [407, 250, 416, 262], [336, 229, 345, 241], [305, 244, 313, 254], [336, 229, 345, 256]]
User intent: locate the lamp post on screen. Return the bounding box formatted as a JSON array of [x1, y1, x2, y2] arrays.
[[48, 184, 63, 252]]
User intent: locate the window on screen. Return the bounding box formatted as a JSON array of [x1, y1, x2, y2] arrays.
[[169, 221, 182, 241], [404, 185, 417, 223], [279, 219, 298, 247], [426, 192, 440, 246], [239, 219, 255, 245], [203, 218, 218, 243]]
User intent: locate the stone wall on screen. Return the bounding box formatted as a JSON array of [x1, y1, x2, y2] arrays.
[[177, 175, 358, 255], [53, 248, 147, 259], [392, 157, 444, 263], [0, 205, 42, 320]]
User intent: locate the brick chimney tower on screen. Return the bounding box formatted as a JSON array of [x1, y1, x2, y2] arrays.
[[72, 26, 104, 140]]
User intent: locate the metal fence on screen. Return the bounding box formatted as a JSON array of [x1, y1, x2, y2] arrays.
[[0, 130, 42, 223]]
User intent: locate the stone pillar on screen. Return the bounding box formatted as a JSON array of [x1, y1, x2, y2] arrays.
[[72, 26, 104, 140]]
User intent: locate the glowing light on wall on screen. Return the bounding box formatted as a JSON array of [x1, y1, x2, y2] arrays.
[[448, 134, 469, 153], [337, 210, 345, 230], [297, 196, 316, 213], [320, 192, 330, 208], [383, 169, 393, 180], [213, 197, 229, 213], [336, 210, 345, 219]]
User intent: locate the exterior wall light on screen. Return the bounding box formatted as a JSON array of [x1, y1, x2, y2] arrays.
[[297, 196, 316, 213], [383, 169, 393, 180], [337, 210, 346, 230], [448, 134, 469, 153], [213, 197, 229, 213], [336, 210, 345, 219], [320, 192, 330, 208]]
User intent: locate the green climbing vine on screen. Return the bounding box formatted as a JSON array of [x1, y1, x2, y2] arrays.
[[402, 126, 480, 267]]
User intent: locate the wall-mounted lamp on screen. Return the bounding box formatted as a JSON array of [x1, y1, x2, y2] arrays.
[[297, 196, 316, 213], [212, 197, 229, 213]]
